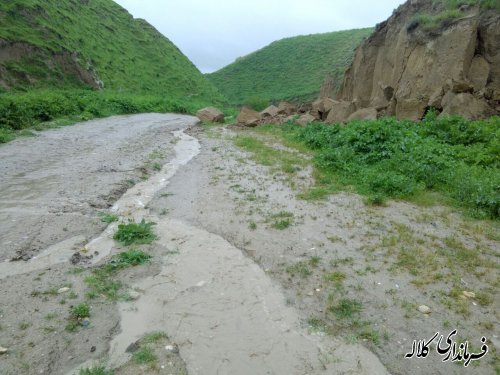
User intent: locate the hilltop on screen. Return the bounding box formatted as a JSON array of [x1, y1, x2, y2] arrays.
[[0, 0, 221, 99], [206, 28, 373, 105]]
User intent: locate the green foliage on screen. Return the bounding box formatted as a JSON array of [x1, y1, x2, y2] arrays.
[[113, 219, 157, 246], [0, 89, 211, 134], [112, 249, 152, 268], [79, 367, 114, 375], [277, 115, 500, 219], [0, 0, 223, 101], [329, 298, 363, 319], [71, 303, 90, 319], [99, 212, 119, 223], [207, 28, 373, 104], [132, 346, 156, 365], [244, 96, 269, 111], [286, 261, 312, 277]]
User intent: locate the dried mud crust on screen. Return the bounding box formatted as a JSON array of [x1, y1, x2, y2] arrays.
[[150, 125, 500, 375]]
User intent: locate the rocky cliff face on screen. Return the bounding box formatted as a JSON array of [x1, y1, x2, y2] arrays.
[[335, 0, 500, 121]]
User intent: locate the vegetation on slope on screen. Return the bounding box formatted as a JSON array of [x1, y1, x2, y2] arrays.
[[265, 113, 500, 219], [0, 0, 225, 141], [206, 28, 373, 105]]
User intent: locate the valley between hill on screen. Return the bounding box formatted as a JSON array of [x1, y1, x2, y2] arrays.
[[0, 115, 498, 375]]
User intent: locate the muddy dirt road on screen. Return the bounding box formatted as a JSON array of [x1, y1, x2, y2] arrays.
[[0, 114, 497, 375]]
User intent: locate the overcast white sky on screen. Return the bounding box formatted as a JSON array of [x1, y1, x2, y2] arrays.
[[113, 0, 405, 73]]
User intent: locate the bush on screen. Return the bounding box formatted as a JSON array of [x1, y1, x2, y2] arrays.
[[282, 116, 500, 219], [244, 96, 269, 112]]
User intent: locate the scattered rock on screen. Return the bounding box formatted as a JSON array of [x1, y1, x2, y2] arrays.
[[428, 87, 444, 109], [236, 107, 261, 127], [462, 291, 476, 299], [260, 105, 279, 118], [325, 101, 356, 123], [81, 318, 90, 327], [277, 101, 297, 116], [468, 56, 490, 92], [396, 98, 427, 121], [440, 92, 495, 120], [311, 98, 338, 120], [449, 79, 474, 94], [128, 291, 141, 300], [418, 305, 431, 314], [0, 346, 8, 354], [196, 107, 224, 123], [58, 287, 70, 294], [347, 107, 378, 121], [126, 340, 140, 353], [295, 113, 316, 126], [165, 344, 179, 354], [90, 345, 96, 353]]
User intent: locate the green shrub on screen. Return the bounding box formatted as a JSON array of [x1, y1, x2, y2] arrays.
[[113, 219, 157, 246], [244, 96, 269, 112], [278, 115, 499, 219]]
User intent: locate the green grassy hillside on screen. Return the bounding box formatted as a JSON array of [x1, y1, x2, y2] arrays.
[[0, 0, 221, 99], [0, 0, 225, 141], [206, 28, 373, 105]]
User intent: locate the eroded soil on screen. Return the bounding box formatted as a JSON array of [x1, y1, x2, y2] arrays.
[[0, 116, 498, 375]]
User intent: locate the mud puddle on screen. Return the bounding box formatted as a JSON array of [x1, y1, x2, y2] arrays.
[[109, 218, 389, 375], [0, 129, 199, 279]]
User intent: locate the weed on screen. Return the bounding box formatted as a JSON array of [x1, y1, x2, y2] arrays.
[[329, 298, 362, 319], [143, 331, 166, 343], [324, 271, 346, 284], [286, 262, 312, 277], [270, 211, 294, 230], [18, 322, 30, 330], [99, 212, 119, 223], [113, 219, 157, 246], [133, 346, 156, 365], [249, 221, 257, 230], [71, 303, 90, 319], [308, 317, 327, 333], [309, 256, 321, 267], [44, 313, 58, 321]]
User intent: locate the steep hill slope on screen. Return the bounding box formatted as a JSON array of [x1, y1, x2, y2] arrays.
[[335, 0, 500, 121], [0, 0, 221, 100], [206, 28, 373, 105]]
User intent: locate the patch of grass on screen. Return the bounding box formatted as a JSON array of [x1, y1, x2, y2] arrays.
[[270, 211, 294, 230], [329, 298, 362, 319], [99, 212, 119, 223], [248, 221, 257, 230], [286, 261, 312, 278], [85, 249, 151, 300], [113, 219, 157, 246], [143, 331, 167, 343], [132, 346, 156, 365], [324, 271, 346, 284], [308, 317, 327, 333], [71, 303, 90, 319], [309, 256, 321, 267]]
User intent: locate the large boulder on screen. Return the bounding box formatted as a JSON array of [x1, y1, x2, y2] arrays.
[[468, 56, 490, 92], [196, 107, 224, 123], [237, 107, 262, 127], [347, 107, 378, 121], [277, 101, 297, 116], [325, 101, 357, 123], [396, 98, 428, 121], [440, 92, 495, 120], [311, 98, 338, 120], [260, 105, 279, 118], [295, 113, 316, 126]]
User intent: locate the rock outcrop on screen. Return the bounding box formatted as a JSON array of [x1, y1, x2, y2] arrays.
[[334, 0, 499, 121]]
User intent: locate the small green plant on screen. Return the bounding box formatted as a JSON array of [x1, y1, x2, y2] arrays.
[[329, 298, 362, 319], [308, 317, 327, 333], [309, 256, 321, 267], [143, 331, 166, 343], [111, 249, 151, 268], [270, 211, 294, 230], [132, 346, 156, 365], [324, 271, 346, 284], [249, 221, 257, 230], [286, 261, 312, 277], [113, 219, 157, 246], [71, 303, 90, 319], [99, 212, 119, 223]]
